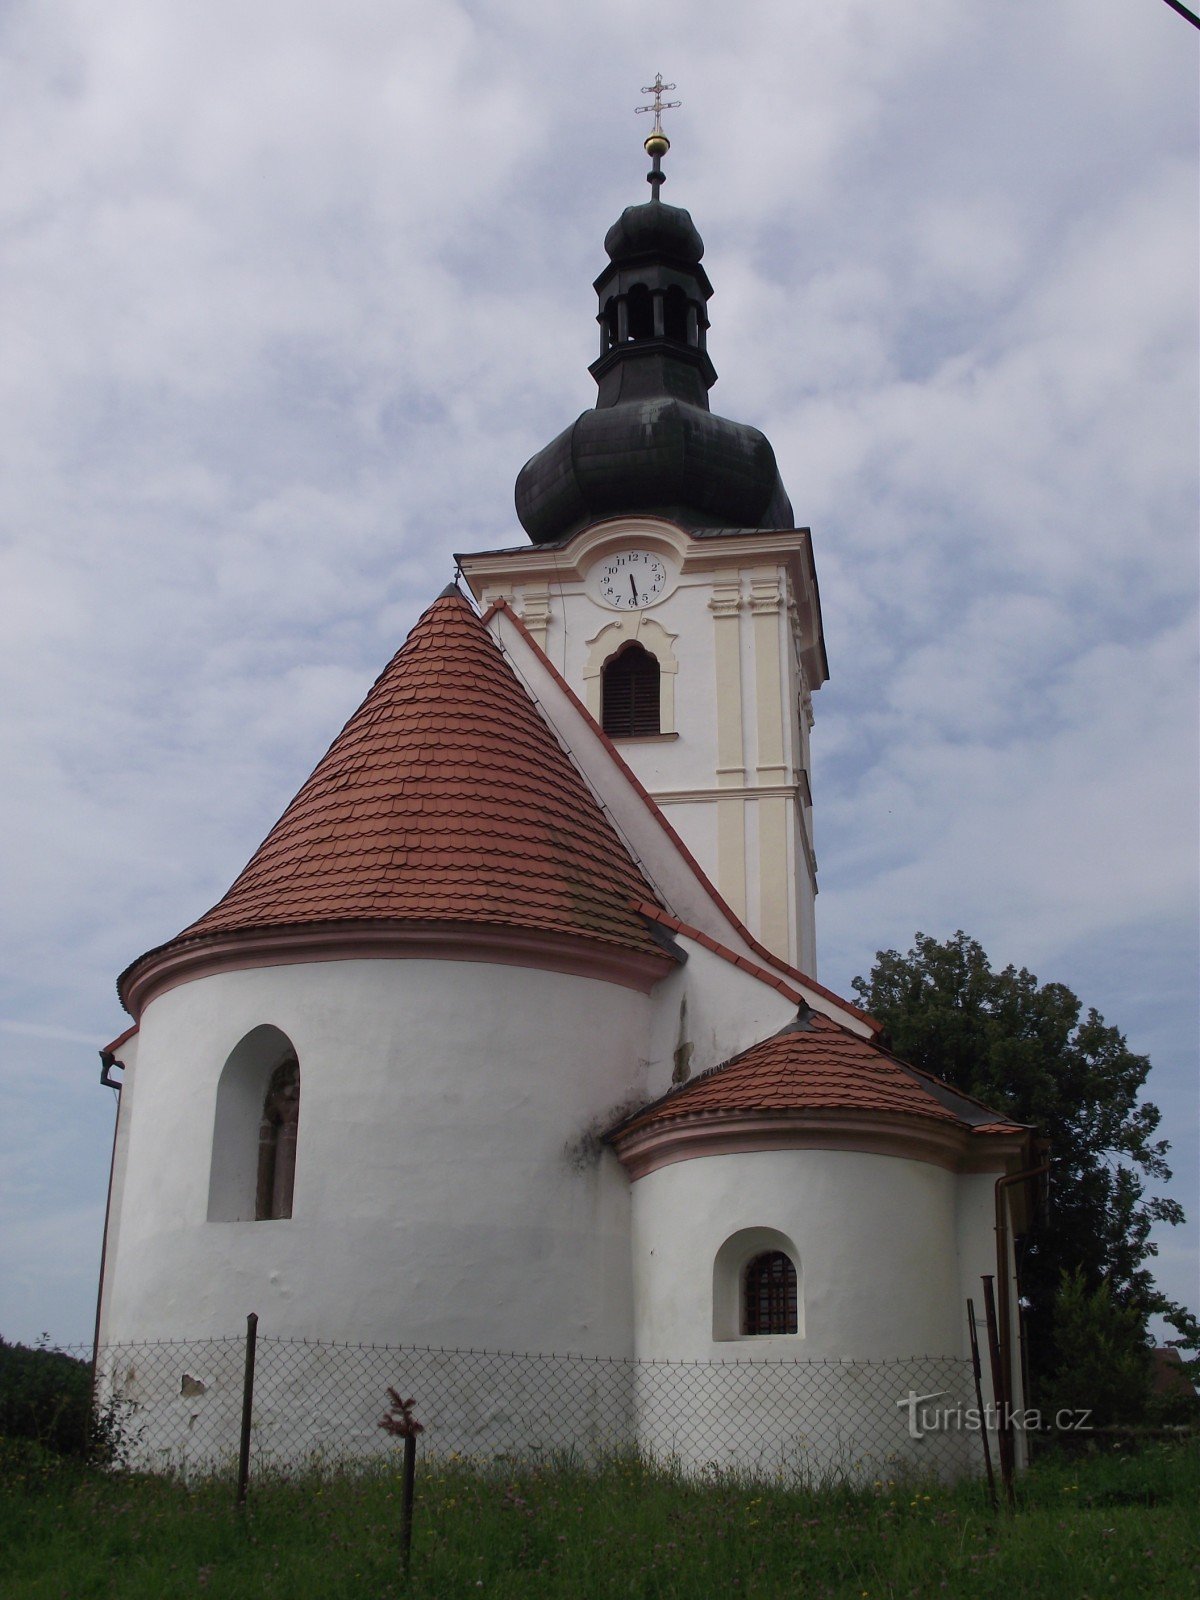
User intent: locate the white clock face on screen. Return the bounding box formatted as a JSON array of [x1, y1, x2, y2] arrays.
[[595, 550, 670, 610]]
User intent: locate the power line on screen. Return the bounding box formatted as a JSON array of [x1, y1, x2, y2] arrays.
[[1162, 0, 1200, 30]]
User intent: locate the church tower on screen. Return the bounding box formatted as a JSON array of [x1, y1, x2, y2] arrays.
[[459, 108, 826, 971]]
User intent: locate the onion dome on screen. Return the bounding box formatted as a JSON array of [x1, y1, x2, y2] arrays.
[[604, 201, 703, 266], [515, 152, 793, 545]]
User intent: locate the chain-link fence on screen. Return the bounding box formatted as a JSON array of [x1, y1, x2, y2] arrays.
[[88, 1330, 983, 1483]]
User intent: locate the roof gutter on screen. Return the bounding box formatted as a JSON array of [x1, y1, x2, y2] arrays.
[[994, 1158, 1051, 1487], [91, 1048, 126, 1407]]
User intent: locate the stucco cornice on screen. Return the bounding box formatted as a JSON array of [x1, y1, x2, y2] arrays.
[[462, 517, 694, 586], [121, 920, 673, 1018], [610, 1108, 1031, 1180]]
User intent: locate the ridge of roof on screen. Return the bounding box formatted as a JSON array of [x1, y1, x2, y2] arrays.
[[118, 590, 671, 1011], [483, 600, 878, 1033]]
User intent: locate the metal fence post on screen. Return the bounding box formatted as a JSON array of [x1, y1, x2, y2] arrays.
[[401, 1433, 417, 1577], [379, 1389, 423, 1577], [236, 1312, 259, 1508], [967, 1296, 998, 1513]]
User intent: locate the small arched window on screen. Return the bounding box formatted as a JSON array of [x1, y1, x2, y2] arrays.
[[602, 296, 618, 352], [602, 643, 660, 737], [743, 1251, 798, 1335], [664, 285, 688, 343], [627, 283, 653, 341], [208, 1025, 301, 1223], [256, 1057, 300, 1220]]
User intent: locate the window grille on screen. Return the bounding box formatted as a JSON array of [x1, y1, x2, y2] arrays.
[[742, 1251, 798, 1336], [602, 644, 660, 737]]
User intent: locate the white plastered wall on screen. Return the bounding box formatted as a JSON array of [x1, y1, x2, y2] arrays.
[[630, 1148, 962, 1363], [487, 603, 871, 1039], [100, 957, 654, 1354], [642, 938, 799, 1100], [97, 1031, 139, 1348], [625, 1146, 998, 1479]]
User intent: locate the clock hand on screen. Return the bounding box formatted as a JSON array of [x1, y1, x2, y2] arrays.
[[630, 574, 639, 603]]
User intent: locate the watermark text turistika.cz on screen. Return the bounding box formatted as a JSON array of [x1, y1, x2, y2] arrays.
[[897, 1391, 1093, 1441]]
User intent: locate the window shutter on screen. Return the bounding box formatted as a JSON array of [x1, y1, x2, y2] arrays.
[[602, 645, 661, 737]]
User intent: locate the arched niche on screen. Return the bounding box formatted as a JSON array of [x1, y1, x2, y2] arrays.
[[712, 1226, 804, 1341], [207, 1024, 301, 1223]]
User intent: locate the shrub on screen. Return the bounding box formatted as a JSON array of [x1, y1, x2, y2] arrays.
[[1042, 1270, 1153, 1427], [0, 1336, 92, 1459]]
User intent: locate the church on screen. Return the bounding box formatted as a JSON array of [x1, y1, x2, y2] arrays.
[[95, 107, 1037, 1474]]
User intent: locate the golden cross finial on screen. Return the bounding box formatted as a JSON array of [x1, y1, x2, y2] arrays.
[[636, 74, 680, 139]]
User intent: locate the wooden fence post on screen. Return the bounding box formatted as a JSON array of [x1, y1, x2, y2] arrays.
[[981, 1277, 1015, 1510]]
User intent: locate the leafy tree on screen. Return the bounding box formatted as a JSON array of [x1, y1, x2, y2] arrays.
[[852, 931, 1197, 1396]]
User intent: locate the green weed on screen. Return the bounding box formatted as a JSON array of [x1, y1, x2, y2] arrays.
[[0, 1438, 1195, 1598]]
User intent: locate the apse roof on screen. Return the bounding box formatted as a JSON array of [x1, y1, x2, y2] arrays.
[[119, 588, 670, 1004], [610, 1011, 1028, 1137]]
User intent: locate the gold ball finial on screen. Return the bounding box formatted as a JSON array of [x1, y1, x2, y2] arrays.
[[643, 132, 670, 160]]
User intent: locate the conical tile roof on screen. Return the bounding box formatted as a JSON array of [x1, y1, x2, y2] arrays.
[[123, 589, 669, 998], [614, 1012, 1023, 1134]]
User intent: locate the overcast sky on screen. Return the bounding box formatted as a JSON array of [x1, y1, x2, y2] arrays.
[[1, 0, 1196, 1347]]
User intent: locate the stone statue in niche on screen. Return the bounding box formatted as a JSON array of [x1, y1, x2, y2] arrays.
[[256, 1057, 299, 1220]]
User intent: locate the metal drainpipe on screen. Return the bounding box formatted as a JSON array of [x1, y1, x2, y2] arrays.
[[994, 1163, 1052, 1422], [91, 1051, 125, 1399]]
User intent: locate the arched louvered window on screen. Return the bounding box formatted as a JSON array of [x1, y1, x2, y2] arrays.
[[742, 1250, 798, 1336], [602, 643, 660, 737], [256, 1057, 300, 1220]]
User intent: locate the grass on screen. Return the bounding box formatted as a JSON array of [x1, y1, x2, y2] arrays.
[[1, 1436, 1197, 1599]]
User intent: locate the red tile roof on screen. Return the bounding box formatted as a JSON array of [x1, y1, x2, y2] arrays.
[[615, 1012, 978, 1133], [138, 589, 669, 967]]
